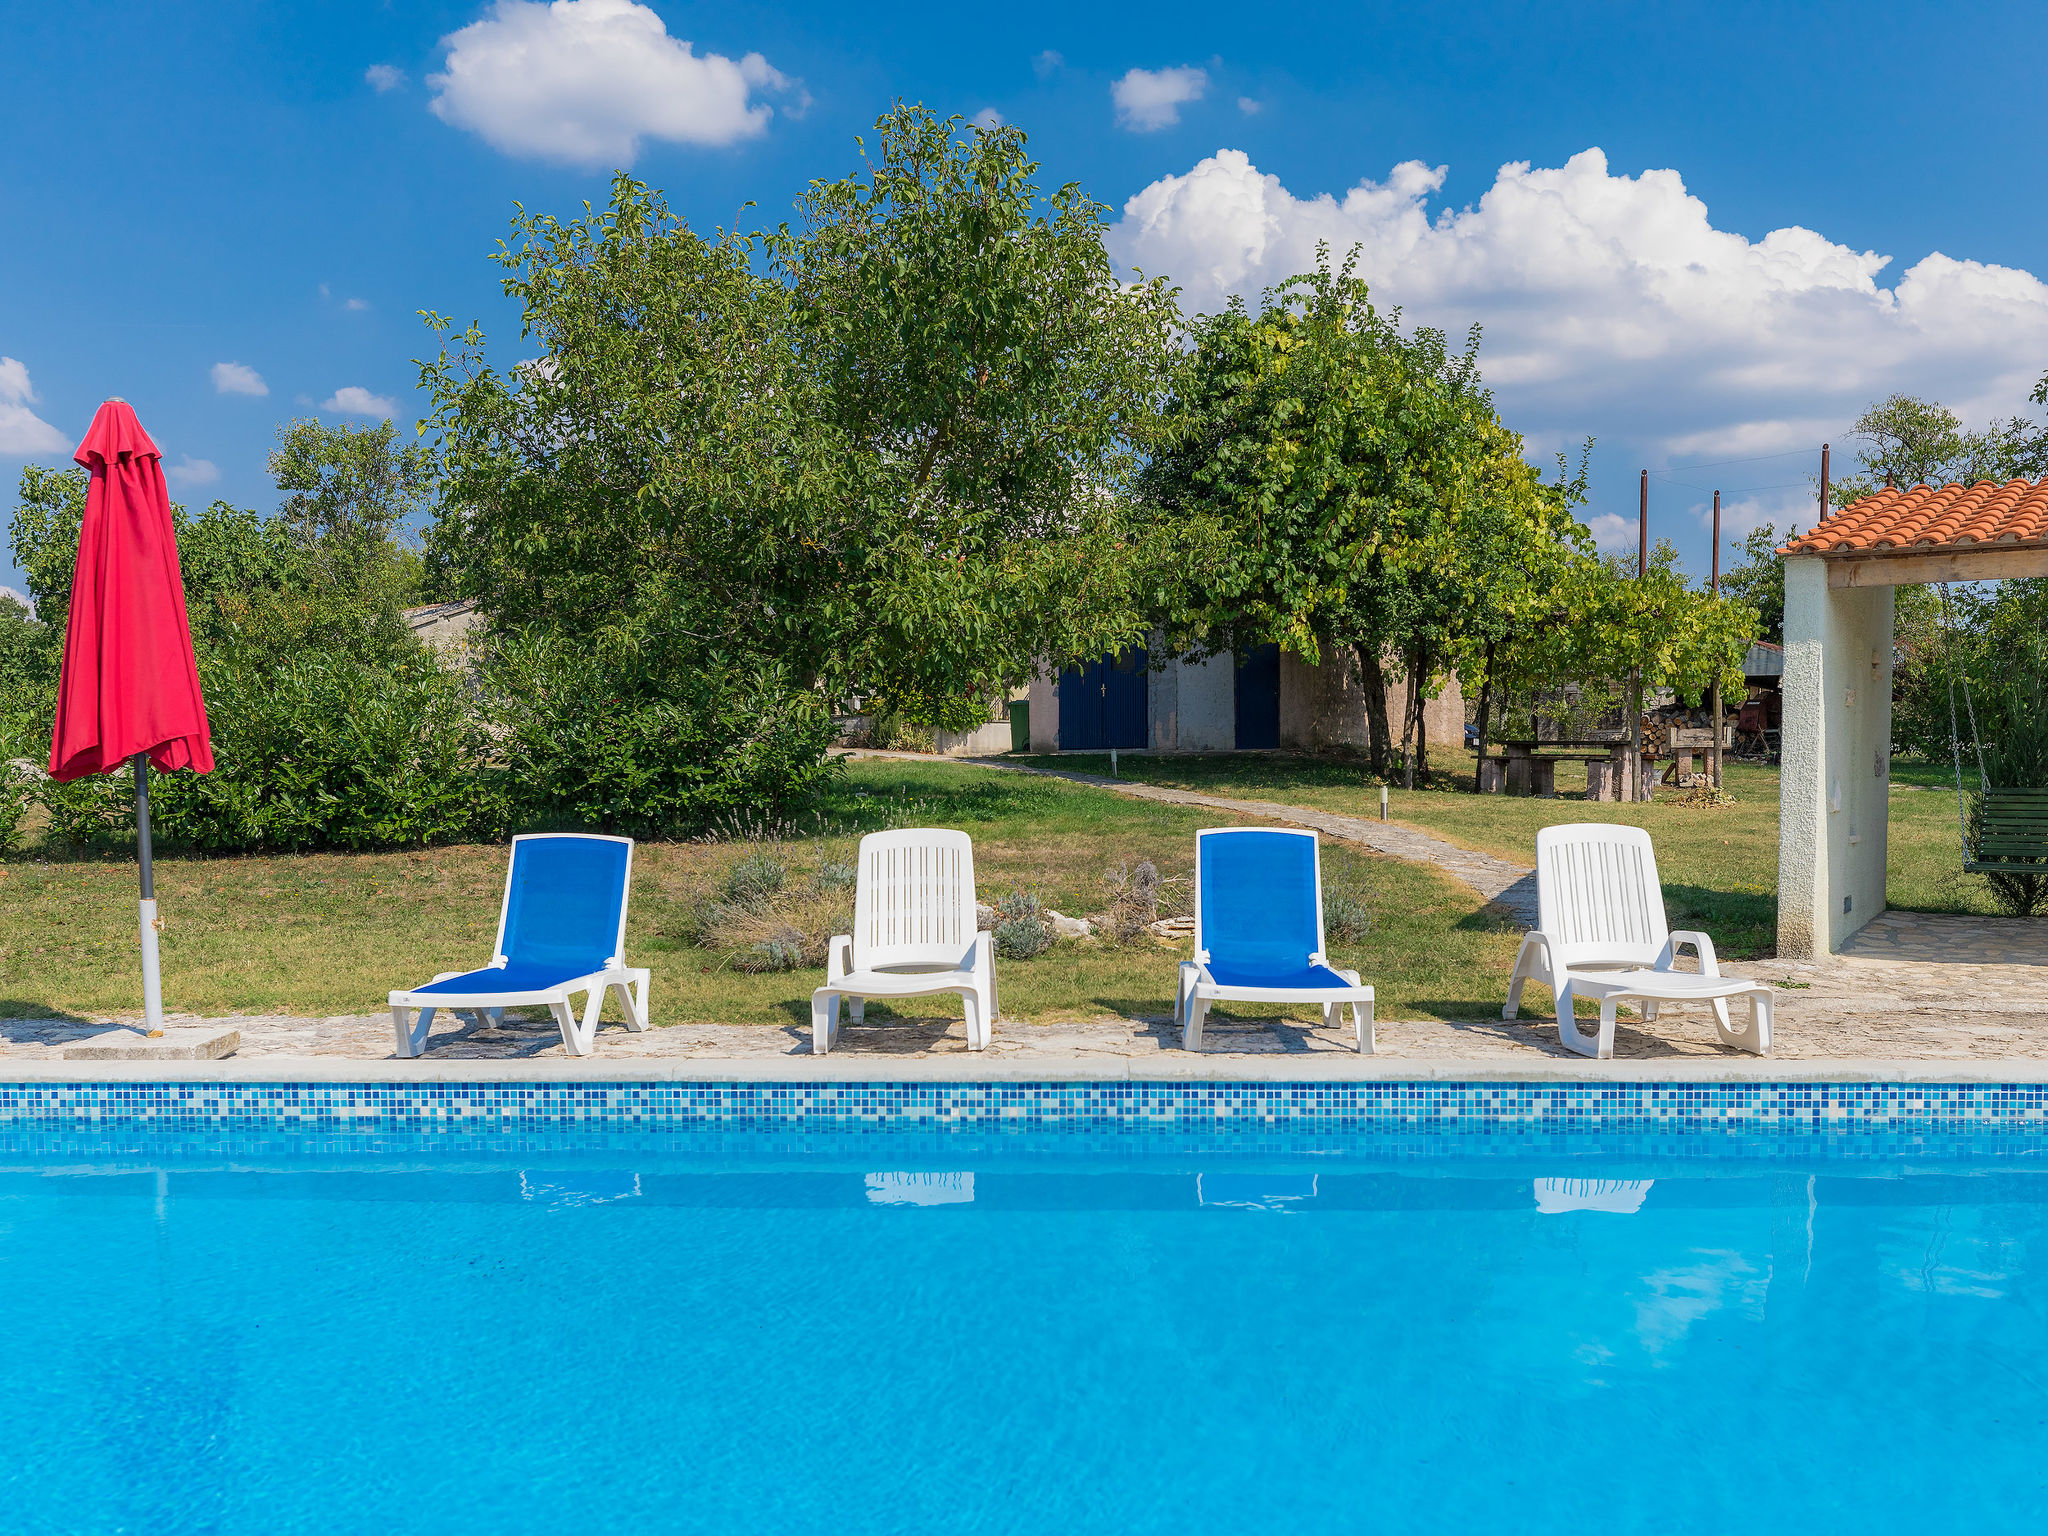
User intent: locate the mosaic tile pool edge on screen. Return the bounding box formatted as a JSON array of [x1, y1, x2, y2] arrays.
[[3, 1079, 2047, 1129]]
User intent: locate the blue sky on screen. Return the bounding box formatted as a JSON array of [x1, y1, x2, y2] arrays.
[[6, 0, 2048, 597]]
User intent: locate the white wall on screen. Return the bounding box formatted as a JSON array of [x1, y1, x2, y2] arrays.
[[1147, 653, 1181, 750], [1777, 556, 1894, 956], [1177, 654, 1235, 750]]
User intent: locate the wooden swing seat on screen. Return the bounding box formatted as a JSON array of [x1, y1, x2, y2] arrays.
[[1965, 786, 2048, 872]]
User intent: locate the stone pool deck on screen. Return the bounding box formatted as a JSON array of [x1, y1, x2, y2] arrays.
[[2, 908, 2041, 1082]]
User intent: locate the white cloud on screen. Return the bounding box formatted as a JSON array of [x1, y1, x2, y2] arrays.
[[1237, 96, 1262, 115], [1033, 50, 1064, 80], [428, 0, 792, 167], [970, 107, 1003, 130], [1585, 513, 1636, 552], [165, 456, 220, 489], [344, 297, 371, 311], [211, 361, 268, 396], [322, 385, 398, 417], [0, 357, 68, 455], [1113, 66, 1208, 132], [365, 63, 407, 92], [1111, 147, 2048, 518]]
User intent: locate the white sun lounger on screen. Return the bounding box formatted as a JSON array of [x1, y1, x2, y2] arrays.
[[811, 828, 996, 1054], [1503, 823, 1773, 1058]]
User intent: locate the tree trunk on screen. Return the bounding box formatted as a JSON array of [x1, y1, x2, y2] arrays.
[[1709, 681, 1723, 790], [1399, 646, 1423, 790], [1415, 683, 1430, 782], [1630, 671, 1646, 802], [1359, 644, 1392, 777], [1471, 640, 1497, 793]]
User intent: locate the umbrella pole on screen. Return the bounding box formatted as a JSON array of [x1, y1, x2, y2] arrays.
[[133, 753, 164, 1037]]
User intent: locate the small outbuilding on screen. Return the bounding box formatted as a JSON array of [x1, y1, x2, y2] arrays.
[[1776, 479, 2048, 956], [1024, 643, 1464, 757]]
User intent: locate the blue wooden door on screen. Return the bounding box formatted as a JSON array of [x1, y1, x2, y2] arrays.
[[1234, 643, 1280, 749], [1104, 647, 1149, 748], [1057, 649, 1149, 750], [1058, 659, 1103, 750]]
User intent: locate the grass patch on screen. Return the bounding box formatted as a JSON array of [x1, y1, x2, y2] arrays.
[[1020, 748, 2016, 956], [0, 759, 1521, 1026]]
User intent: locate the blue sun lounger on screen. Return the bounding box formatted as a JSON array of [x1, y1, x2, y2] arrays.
[[1176, 827, 1375, 1053], [388, 833, 650, 1059]]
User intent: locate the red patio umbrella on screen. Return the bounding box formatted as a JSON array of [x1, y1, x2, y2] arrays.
[[49, 399, 213, 1035]]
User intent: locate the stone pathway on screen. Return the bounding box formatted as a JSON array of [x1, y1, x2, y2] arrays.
[[0, 1000, 2039, 1062], [842, 748, 1539, 920]]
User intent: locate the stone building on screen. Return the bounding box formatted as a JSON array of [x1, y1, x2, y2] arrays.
[[1023, 642, 1463, 757]]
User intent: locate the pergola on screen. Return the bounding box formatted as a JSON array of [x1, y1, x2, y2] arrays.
[[1776, 478, 2048, 956]]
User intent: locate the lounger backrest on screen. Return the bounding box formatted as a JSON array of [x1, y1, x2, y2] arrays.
[[1533, 823, 1668, 968], [1195, 827, 1324, 970], [496, 833, 634, 974], [852, 828, 978, 971]]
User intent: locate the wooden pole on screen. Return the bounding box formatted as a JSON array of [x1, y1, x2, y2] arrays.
[[1819, 442, 1830, 531], [1633, 470, 1648, 799], [1638, 470, 1649, 577], [1710, 490, 1724, 791]]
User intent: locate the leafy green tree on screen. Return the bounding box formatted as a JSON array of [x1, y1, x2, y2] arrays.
[[420, 108, 1188, 829], [1141, 253, 1499, 776], [1720, 524, 1787, 644], [1442, 444, 1595, 786], [766, 107, 1188, 725], [1833, 392, 2048, 506]]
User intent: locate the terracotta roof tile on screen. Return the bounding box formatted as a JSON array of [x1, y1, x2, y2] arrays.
[[1780, 478, 2048, 555]]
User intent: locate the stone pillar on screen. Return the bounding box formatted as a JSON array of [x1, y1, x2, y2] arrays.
[[1027, 669, 1059, 753], [1777, 556, 1893, 957]]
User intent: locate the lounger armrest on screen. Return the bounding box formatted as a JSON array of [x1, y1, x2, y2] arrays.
[[1662, 930, 1720, 976], [970, 929, 994, 975], [1515, 929, 1561, 974], [826, 935, 853, 986], [1510, 928, 1568, 991]]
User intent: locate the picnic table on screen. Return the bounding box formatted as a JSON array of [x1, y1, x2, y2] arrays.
[[1480, 738, 1636, 801]]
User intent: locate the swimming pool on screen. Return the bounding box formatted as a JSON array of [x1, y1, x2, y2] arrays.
[[4, 1088, 2044, 1534]]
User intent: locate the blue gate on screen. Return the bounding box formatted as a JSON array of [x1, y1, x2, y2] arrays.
[[1234, 643, 1281, 750], [1058, 648, 1149, 750]]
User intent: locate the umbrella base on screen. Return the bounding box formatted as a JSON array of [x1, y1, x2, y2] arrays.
[[61, 1026, 240, 1061]]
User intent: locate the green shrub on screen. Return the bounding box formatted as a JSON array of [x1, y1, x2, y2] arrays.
[[486, 635, 842, 839], [992, 889, 1054, 958], [147, 648, 503, 853], [723, 850, 790, 906]]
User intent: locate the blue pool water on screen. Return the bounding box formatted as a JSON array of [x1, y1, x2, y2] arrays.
[[3, 1119, 2044, 1534]]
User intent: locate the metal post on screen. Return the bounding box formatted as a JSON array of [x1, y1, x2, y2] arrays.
[[1379, 784, 1388, 821], [133, 753, 164, 1036], [1819, 443, 1830, 531], [1710, 490, 1724, 791]]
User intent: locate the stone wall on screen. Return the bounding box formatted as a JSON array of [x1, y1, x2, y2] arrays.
[[1278, 645, 1466, 757]]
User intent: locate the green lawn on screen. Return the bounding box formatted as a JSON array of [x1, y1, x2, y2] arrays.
[[4, 750, 2002, 1028], [1017, 748, 2010, 958], [0, 759, 1520, 1025]]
